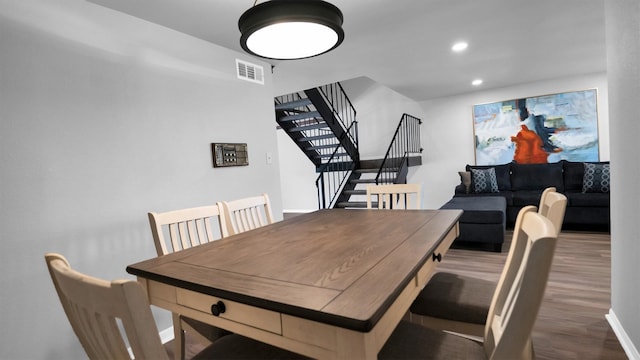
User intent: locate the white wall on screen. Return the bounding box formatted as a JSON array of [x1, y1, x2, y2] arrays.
[[340, 77, 426, 159], [417, 73, 609, 209], [605, 1, 640, 357], [0, 1, 282, 359]]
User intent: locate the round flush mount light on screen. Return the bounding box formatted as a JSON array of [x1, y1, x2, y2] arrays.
[[238, 0, 344, 60], [472, 79, 483, 86]]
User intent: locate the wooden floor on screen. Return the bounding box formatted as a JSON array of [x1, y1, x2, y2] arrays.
[[171, 230, 627, 359], [439, 230, 626, 360]]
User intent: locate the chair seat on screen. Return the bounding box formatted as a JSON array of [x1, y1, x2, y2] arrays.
[[193, 334, 309, 360], [410, 272, 495, 325], [379, 321, 486, 359]]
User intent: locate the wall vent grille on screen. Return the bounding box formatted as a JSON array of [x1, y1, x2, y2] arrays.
[[236, 59, 264, 84]]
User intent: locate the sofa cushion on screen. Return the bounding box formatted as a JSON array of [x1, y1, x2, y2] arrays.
[[562, 161, 585, 191], [470, 168, 499, 193], [466, 163, 511, 191], [565, 191, 610, 207], [582, 163, 611, 193], [564, 161, 610, 192], [512, 190, 545, 207], [440, 196, 506, 224], [454, 191, 514, 207], [510, 162, 564, 192]]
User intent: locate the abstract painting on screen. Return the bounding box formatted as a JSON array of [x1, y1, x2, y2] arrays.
[[472, 89, 599, 165]]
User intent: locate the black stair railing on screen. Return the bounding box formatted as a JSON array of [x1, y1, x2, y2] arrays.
[[315, 123, 358, 209], [315, 83, 358, 160], [275, 82, 358, 168], [376, 113, 423, 184]]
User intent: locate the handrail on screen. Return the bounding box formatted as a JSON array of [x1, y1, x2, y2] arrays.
[[315, 122, 358, 209], [375, 113, 422, 184]]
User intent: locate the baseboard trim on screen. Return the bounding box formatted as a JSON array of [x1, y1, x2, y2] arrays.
[[606, 308, 640, 359]]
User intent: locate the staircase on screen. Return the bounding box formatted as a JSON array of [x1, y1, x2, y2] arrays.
[[275, 83, 422, 209], [334, 114, 423, 208]]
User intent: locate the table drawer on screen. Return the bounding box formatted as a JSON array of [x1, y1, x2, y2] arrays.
[[176, 288, 282, 334], [416, 224, 458, 288]]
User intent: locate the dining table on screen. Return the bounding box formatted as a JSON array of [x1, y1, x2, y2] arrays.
[[127, 208, 462, 359]]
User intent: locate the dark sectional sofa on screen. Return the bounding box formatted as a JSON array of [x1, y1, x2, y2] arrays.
[[454, 160, 610, 231]]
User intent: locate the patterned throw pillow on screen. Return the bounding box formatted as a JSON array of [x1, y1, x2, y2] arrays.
[[471, 168, 499, 193], [582, 163, 610, 193]]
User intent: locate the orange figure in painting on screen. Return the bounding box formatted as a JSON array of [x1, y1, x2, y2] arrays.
[[511, 124, 549, 164]]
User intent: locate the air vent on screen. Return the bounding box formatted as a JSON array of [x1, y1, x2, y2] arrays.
[[236, 59, 264, 84]]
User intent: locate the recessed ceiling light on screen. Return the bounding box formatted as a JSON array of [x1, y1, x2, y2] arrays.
[[452, 42, 468, 52], [472, 79, 483, 86]]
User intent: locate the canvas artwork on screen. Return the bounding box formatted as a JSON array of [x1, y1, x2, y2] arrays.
[[472, 89, 599, 165]]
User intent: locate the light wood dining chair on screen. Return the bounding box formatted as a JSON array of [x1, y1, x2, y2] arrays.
[[148, 204, 229, 256], [45, 253, 305, 360], [366, 183, 422, 209], [408, 187, 567, 338], [380, 208, 559, 359], [148, 204, 230, 359], [220, 193, 274, 235]]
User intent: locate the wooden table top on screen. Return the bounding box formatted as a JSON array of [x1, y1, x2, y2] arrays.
[[127, 208, 461, 332]]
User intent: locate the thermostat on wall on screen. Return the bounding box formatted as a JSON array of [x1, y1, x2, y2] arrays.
[[212, 143, 249, 167]]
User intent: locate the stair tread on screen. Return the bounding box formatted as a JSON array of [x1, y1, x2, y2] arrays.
[[275, 98, 312, 110], [355, 168, 399, 174], [280, 111, 321, 122], [343, 190, 366, 195], [350, 179, 377, 184], [298, 134, 336, 142], [335, 201, 372, 208], [290, 123, 328, 132], [319, 152, 347, 158], [306, 144, 340, 150]]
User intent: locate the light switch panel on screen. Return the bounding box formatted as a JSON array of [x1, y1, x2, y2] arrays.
[[212, 143, 249, 167]]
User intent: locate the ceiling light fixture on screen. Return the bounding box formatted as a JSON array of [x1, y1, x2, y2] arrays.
[[472, 79, 483, 86], [238, 0, 344, 60], [452, 41, 468, 52]]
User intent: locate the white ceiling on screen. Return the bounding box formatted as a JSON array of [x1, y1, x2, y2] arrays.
[[87, 0, 607, 101]]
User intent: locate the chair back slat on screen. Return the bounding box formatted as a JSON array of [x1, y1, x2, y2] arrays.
[[366, 183, 422, 209], [45, 253, 170, 360], [221, 194, 274, 236], [483, 207, 559, 359], [148, 204, 227, 256]]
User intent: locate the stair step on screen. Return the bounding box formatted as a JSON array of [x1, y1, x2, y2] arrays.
[[354, 168, 399, 174], [280, 111, 321, 122], [275, 98, 312, 110], [319, 152, 347, 158], [335, 201, 372, 208], [306, 144, 339, 150], [350, 178, 377, 184], [298, 134, 335, 142], [343, 189, 366, 196], [290, 122, 328, 132]]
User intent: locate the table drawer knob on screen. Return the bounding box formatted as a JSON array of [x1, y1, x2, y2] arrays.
[[432, 253, 442, 262], [211, 301, 226, 316]]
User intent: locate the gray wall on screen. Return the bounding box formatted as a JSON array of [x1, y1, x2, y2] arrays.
[[0, 2, 282, 359], [606, 1, 640, 357]]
